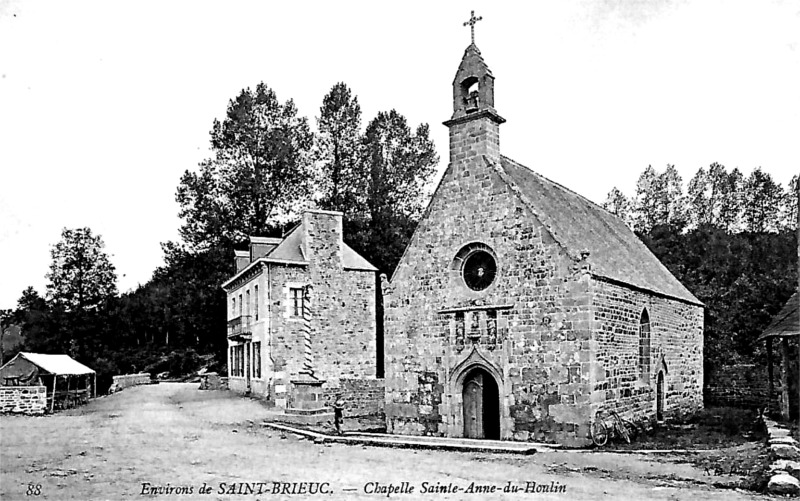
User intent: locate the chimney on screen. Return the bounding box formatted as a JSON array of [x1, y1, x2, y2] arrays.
[[301, 209, 344, 267]]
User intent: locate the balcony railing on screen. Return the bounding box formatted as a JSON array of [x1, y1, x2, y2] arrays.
[[227, 315, 253, 340]]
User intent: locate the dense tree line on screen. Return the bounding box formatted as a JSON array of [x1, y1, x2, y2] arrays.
[[605, 165, 798, 373]]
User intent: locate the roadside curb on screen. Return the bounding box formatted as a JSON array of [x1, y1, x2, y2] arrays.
[[261, 422, 543, 455], [763, 418, 800, 496]]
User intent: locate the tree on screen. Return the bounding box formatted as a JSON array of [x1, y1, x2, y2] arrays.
[[315, 83, 364, 213], [659, 164, 686, 228], [176, 83, 314, 249], [686, 163, 743, 231], [46, 228, 117, 313], [13, 286, 63, 354], [781, 174, 799, 231], [742, 167, 784, 233], [632, 165, 686, 232], [0, 309, 12, 365], [603, 187, 632, 225], [353, 110, 439, 274], [716, 166, 744, 232]]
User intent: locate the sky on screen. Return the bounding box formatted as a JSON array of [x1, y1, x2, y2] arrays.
[[0, 1, 798, 310]]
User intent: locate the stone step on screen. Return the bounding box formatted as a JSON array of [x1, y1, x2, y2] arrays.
[[262, 423, 549, 454]]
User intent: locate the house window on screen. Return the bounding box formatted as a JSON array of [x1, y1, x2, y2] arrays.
[[246, 290, 250, 318], [290, 287, 305, 318], [639, 309, 651, 382], [254, 285, 259, 321], [230, 344, 247, 377], [232, 298, 236, 318], [238, 294, 243, 317], [229, 346, 234, 376], [253, 342, 261, 378]]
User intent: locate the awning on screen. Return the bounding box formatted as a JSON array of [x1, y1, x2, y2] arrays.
[[15, 352, 96, 375], [757, 291, 799, 341]]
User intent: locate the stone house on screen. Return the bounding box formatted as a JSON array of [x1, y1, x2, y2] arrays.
[[221, 209, 383, 416], [382, 42, 705, 446]]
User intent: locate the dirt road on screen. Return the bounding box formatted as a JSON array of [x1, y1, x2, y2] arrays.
[[0, 383, 760, 500]]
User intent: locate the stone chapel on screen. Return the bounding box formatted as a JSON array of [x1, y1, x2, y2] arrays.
[[382, 38, 705, 446]]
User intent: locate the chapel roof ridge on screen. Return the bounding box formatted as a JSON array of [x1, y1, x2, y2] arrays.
[[489, 155, 703, 307], [498, 155, 613, 216]]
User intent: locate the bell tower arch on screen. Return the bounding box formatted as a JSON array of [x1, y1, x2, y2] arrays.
[[444, 12, 505, 164]]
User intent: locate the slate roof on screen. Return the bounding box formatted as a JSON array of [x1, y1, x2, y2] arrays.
[[758, 291, 799, 341], [267, 224, 306, 262], [11, 353, 95, 375], [495, 156, 702, 306], [265, 223, 376, 271], [222, 219, 377, 288]]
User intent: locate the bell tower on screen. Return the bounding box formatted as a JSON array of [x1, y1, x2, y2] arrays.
[[443, 11, 506, 164]]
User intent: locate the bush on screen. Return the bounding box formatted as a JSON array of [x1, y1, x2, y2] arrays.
[[168, 348, 201, 378]]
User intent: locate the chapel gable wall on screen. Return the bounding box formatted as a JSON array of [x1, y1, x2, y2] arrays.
[[385, 153, 597, 446]]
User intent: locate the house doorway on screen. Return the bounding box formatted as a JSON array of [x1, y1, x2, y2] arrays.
[[462, 367, 500, 439], [656, 371, 665, 421]]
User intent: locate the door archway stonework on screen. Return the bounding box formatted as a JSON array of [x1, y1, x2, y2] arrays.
[[445, 346, 510, 439]]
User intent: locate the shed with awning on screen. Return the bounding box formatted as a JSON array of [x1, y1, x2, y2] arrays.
[[0, 352, 96, 411]]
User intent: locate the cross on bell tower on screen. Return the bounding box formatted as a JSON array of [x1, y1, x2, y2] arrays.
[[463, 10, 483, 45], [444, 11, 505, 164]]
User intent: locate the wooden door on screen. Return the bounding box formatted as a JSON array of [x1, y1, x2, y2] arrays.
[[463, 373, 484, 438]]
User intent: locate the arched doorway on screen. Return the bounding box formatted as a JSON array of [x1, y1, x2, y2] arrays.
[[462, 367, 500, 439], [656, 371, 665, 421]]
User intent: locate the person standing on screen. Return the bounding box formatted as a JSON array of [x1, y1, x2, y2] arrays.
[[332, 395, 345, 435]]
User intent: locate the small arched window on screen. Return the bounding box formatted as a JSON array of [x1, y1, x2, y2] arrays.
[[638, 309, 651, 382]]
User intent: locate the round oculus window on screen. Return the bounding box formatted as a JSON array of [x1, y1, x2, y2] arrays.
[[462, 250, 497, 291]]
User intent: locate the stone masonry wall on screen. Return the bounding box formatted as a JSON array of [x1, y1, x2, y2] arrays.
[[111, 373, 150, 391], [592, 279, 704, 423], [705, 364, 770, 409], [323, 378, 385, 418], [384, 137, 597, 446], [0, 386, 47, 414], [268, 266, 376, 385]]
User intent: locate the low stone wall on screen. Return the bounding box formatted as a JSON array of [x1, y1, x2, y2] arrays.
[[763, 418, 800, 496], [705, 364, 769, 409], [0, 386, 47, 415], [110, 373, 151, 393], [199, 373, 228, 390], [323, 378, 385, 418]]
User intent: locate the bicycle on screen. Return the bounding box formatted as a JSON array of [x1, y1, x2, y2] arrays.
[[590, 409, 640, 447]]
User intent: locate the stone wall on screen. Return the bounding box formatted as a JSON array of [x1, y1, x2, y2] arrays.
[[763, 417, 800, 496], [705, 364, 769, 409], [323, 378, 385, 418], [592, 279, 704, 422], [111, 373, 151, 392], [0, 386, 47, 414]]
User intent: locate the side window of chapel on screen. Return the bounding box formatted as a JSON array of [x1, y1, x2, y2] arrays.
[[638, 309, 651, 382]]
